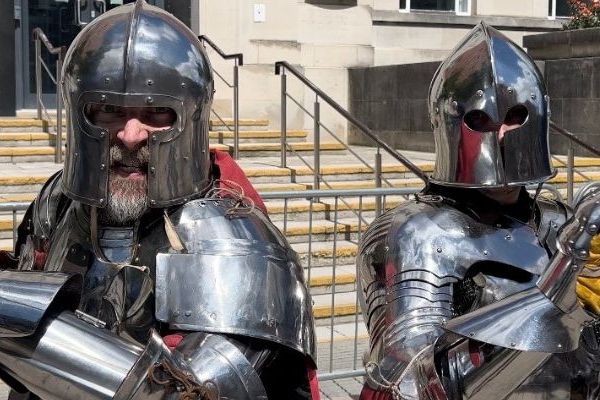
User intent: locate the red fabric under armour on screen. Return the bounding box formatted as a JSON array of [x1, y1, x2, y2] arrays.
[[211, 149, 268, 215]]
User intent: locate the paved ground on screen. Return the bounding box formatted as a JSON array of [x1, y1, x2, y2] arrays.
[[0, 377, 364, 399]]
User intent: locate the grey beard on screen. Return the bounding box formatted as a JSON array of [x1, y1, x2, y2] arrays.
[[99, 144, 150, 226], [99, 178, 148, 226]]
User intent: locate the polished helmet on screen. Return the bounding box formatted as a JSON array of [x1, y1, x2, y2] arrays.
[[61, 0, 214, 207], [428, 22, 554, 188]]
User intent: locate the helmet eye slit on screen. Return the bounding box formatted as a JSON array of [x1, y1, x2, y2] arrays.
[[463, 110, 494, 132], [83, 103, 177, 130], [503, 105, 528, 127]]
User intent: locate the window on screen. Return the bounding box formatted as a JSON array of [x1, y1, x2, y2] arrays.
[[400, 0, 471, 15], [548, 0, 572, 18]]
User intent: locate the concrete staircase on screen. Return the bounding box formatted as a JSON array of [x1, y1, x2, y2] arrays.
[[1, 116, 600, 374]]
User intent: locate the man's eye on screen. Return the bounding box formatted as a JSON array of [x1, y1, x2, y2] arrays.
[[100, 105, 122, 113]]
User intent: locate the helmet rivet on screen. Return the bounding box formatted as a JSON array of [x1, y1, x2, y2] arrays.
[[100, 94, 107, 102], [508, 87, 514, 94], [150, 166, 156, 174], [99, 198, 105, 204], [76, 78, 81, 83], [435, 106, 439, 114], [152, 135, 157, 142], [99, 130, 106, 138], [531, 93, 537, 100], [452, 100, 458, 109], [181, 82, 186, 88], [483, 250, 488, 256], [104, 77, 110, 84], [150, 199, 156, 205], [146, 79, 153, 86], [145, 96, 154, 105], [436, 247, 442, 253], [100, 163, 106, 170], [476, 89, 484, 97]]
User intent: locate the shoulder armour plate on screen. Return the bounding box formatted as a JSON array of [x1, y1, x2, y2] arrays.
[[360, 200, 550, 294], [155, 199, 315, 361], [358, 199, 550, 339]]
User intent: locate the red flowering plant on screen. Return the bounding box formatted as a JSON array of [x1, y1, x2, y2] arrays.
[[563, 0, 600, 29]]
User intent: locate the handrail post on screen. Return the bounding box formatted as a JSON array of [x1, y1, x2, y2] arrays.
[[35, 36, 43, 121], [567, 140, 575, 206], [375, 147, 382, 217], [314, 97, 320, 192], [55, 49, 64, 164], [280, 69, 287, 169], [233, 60, 240, 160]]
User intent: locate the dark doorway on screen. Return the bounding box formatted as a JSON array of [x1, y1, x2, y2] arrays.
[[15, 0, 190, 110]]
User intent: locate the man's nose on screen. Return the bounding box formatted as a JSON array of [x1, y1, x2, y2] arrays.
[[498, 122, 520, 143], [116, 118, 149, 150]]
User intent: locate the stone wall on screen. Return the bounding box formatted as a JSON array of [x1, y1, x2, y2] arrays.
[[525, 30, 600, 156], [544, 57, 600, 156], [348, 62, 439, 151]]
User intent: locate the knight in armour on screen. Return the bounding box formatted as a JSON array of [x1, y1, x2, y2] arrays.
[[0, 1, 317, 399], [358, 22, 600, 399]]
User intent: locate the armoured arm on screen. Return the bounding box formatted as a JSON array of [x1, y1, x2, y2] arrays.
[[0, 270, 314, 400], [361, 193, 600, 399]]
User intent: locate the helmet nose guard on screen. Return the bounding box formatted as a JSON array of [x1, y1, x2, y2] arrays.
[[428, 21, 555, 188], [61, 0, 214, 208]]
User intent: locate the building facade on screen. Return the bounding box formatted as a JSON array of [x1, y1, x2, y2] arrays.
[[1, 0, 568, 139]]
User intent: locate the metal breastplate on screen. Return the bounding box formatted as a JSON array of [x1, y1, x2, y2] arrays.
[[43, 203, 166, 342], [358, 195, 588, 399], [454, 207, 579, 399]]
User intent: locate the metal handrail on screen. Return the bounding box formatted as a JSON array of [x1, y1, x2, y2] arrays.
[[32, 28, 65, 164], [199, 35, 243, 160], [549, 120, 600, 205], [198, 35, 244, 65], [275, 61, 428, 184]]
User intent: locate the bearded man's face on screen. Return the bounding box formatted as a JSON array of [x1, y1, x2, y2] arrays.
[[85, 104, 176, 225]]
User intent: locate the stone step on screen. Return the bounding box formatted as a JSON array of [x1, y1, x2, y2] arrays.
[[0, 142, 346, 162], [0, 157, 595, 198], [0, 130, 309, 147], [312, 290, 360, 326], [220, 142, 348, 157], [0, 144, 227, 163], [0, 117, 269, 129], [0, 162, 421, 193], [209, 129, 308, 143], [293, 240, 358, 268], [209, 118, 269, 130], [266, 197, 406, 222], [307, 264, 357, 296], [276, 217, 370, 244]]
